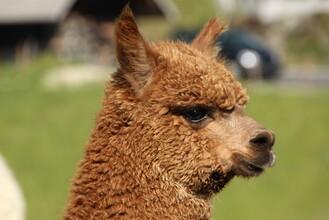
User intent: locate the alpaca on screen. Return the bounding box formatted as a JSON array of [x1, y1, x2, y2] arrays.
[[0, 154, 25, 220], [64, 7, 275, 220]]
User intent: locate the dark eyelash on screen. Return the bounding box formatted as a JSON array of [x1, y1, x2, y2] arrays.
[[171, 105, 213, 123]]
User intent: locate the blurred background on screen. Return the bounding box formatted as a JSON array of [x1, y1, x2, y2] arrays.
[[0, 0, 329, 219]]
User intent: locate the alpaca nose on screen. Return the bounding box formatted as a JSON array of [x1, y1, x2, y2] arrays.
[[250, 130, 275, 149]]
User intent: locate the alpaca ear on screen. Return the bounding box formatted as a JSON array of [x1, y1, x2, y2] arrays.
[[191, 18, 227, 57], [115, 6, 156, 92]]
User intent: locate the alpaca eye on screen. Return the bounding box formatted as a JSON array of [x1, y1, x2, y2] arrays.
[[183, 107, 209, 123]]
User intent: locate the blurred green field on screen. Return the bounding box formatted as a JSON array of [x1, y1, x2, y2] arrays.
[[1, 56, 329, 220], [0, 57, 104, 220]]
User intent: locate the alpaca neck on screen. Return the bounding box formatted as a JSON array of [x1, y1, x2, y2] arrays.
[[65, 141, 211, 219]]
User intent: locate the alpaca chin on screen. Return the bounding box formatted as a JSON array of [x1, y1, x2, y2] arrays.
[[192, 170, 235, 199]]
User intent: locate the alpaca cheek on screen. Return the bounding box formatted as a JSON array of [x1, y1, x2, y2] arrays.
[[204, 120, 244, 152], [203, 120, 250, 167]]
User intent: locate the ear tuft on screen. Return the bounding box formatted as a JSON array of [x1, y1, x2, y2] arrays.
[[115, 5, 156, 92], [191, 18, 227, 57]]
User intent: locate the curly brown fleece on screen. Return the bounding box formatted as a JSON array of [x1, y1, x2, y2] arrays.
[[64, 6, 275, 220]]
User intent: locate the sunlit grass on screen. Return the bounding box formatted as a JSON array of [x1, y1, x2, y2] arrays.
[[0, 57, 105, 220]]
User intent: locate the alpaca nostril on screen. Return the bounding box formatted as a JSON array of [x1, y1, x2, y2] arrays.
[[250, 131, 275, 149], [251, 136, 268, 145]]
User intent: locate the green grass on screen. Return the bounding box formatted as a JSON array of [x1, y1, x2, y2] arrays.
[[172, 0, 218, 27], [286, 34, 329, 64], [138, 0, 217, 41], [1, 58, 329, 220], [286, 14, 329, 64], [0, 57, 105, 220]]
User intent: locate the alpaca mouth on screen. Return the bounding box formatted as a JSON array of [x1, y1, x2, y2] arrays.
[[235, 161, 264, 177], [246, 163, 264, 174], [233, 151, 276, 177], [247, 157, 274, 173]]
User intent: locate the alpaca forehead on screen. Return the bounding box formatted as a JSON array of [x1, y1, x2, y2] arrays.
[[153, 41, 226, 79], [153, 41, 210, 66], [150, 41, 247, 108]]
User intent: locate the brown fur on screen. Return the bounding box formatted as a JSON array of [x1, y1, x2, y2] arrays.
[[64, 6, 275, 220]]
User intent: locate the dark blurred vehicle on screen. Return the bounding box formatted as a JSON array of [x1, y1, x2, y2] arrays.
[[171, 28, 281, 80]]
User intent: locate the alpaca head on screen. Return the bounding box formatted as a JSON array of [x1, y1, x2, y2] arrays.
[[112, 7, 275, 199]]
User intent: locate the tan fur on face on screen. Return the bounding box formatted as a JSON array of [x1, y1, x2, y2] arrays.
[[64, 6, 275, 220]]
